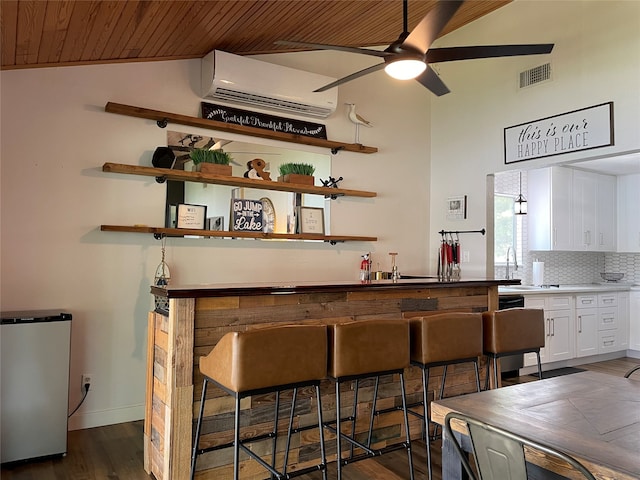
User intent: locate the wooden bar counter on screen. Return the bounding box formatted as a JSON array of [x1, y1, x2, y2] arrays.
[[145, 278, 513, 480]]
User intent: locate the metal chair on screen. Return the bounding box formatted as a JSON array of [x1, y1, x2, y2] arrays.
[[409, 312, 483, 480], [190, 324, 328, 480], [482, 308, 545, 389], [625, 365, 640, 378], [444, 411, 596, 480]]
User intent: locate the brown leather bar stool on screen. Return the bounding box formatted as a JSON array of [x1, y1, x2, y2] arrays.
[[190, 324, 328, 480], [409, 312, 483, 480], [326, 319, 414, 480], [483, 308, 545, 389]]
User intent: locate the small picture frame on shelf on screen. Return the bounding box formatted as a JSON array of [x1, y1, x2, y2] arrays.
[[207, 216, 224, 231], [446, 195, 467, 220], [176, 203, 207, 229], [298, 207, 325, 234]]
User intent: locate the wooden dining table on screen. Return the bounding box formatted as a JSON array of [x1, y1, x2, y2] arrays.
[[430, 371, 640, 480]]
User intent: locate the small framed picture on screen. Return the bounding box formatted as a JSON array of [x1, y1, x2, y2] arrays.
[[447, 195, 467, 220], [207, 216, 224, 231], [299, 207, 325, 234], [176, 203, 207, 229]]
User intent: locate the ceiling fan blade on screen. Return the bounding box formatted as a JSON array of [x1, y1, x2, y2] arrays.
[[275, 40, 389, 58], [314, 63, 386, 92], [426, 44, 554, 63], [403, 0, 464, 53], [415, 65, 450, 96]]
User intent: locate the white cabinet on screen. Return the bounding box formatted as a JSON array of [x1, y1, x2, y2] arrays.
[[572, 170, 616, 251], [523, 295, 574, 365], [575, 295, 598, 357], [630, 290, 640, 352], [596, 174, 616, 251], [617, 291, 629, 350], [528, 167, 573, 251], [596, 293, 620, 353], [529, 166, 616, 251], [617, 174, 640, 252]]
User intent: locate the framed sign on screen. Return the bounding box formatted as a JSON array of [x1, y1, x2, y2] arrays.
[[176, 204, 207, 229], [202, 103, 328, 139], [299, 207, 325, 234], [230, 199, 264, 232], [446, 196, 467, 220], [504, 102, 614, 164]]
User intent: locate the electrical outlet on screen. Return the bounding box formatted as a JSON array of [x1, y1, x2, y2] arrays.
[[81, 374, 93, 392], [463, 251, 470, 263]]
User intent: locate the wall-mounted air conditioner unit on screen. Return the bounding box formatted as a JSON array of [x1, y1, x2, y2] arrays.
[[201, 50, 338, 118]]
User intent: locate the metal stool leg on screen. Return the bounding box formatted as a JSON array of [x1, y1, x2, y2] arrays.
[[190, 378, 209, 480], [422, 367, 433, 480], [367, 376, 380, 448], [282, 388, 298, 477], [270, 391, 280, 479], [473, 360, 481, 392], [400, 372, 415, 480], [350, 379, 359, 459], [233, 395, 241, 480], [336, 380, 343, 480], [493, 356, 499, 389], [536, 351, 543, 380], [315, 385, 328, 480]]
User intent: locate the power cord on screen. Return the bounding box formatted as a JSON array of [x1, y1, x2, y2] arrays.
[[68, 382, 90, 418]]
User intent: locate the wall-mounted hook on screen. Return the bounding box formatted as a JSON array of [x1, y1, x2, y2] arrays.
[[331, 146, 345, 155], [156, 118, 168, 128], [155, 176, 167, 184]]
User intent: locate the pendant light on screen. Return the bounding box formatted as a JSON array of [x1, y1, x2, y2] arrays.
[[514, 171, 527, 215]]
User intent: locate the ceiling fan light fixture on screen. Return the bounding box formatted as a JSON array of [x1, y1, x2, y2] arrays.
[[384, 58, 426, 80]]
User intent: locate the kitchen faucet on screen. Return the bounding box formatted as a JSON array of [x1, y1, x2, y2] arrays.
[[505, 246, 518, 279]]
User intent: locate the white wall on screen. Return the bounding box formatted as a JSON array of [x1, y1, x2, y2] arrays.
[[429, 0, 640, 276], [0, 52, 431, 428]]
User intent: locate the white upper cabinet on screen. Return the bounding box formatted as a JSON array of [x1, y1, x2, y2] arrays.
[[529, 166, 573, 251], [529, 166, 616, 251], [573, 170, 616, 251], [617, 174, 640, 252]]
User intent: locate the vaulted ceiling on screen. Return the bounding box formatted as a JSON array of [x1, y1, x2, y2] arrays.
[[1, 0, 511, 70]]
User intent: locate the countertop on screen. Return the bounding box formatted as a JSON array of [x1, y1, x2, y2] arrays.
[[499, 283, 637, 295], [152, 277, 518, 298]]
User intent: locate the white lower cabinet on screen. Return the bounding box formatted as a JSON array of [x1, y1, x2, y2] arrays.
[[576, 295, 598, 357], [521, 291, 629, 366], [630, 290, 640, 351], [523, 295, 574, 366]]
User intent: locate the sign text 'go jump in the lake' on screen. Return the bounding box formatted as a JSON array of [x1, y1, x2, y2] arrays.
[[504, 102, 613, 164]]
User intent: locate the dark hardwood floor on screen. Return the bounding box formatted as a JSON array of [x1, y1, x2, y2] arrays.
[[2, 357, 637, 480]]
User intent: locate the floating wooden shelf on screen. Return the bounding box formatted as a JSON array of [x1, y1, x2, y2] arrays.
[[102, 163, 377, 198], [100, 225, 377, 243], [104, 102, 378, 154]]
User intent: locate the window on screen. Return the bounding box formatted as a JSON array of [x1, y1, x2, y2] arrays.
[[494, 194, 517, 263]]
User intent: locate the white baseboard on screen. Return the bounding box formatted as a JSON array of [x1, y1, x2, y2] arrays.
[[68, 403, 144, 431], [627, 349, 640, 359], [519, 351, 626, 376]]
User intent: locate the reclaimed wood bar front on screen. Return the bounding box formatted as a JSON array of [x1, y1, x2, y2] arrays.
[[145, 279, 510, 480]]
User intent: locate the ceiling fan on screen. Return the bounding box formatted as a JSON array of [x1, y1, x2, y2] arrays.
[[276, 0, 553, 96]]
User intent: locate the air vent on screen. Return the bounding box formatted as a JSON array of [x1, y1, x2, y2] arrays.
[[519, 63, 551, 88]]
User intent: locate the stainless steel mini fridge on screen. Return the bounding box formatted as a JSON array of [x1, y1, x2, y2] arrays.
[[1, 310, 72, 463]]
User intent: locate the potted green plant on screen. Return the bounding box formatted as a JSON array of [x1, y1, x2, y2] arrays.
[[277, 162, 316, 185], [190, 148, 233, 176]]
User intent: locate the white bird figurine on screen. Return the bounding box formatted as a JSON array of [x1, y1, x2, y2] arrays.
[[346, 103, 372, 143]]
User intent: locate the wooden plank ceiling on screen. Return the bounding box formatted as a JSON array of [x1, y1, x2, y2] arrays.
[[1, 0, 511, 70]]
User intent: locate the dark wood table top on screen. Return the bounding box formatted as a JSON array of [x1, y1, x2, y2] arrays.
[[431, 371, 640, 480]]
